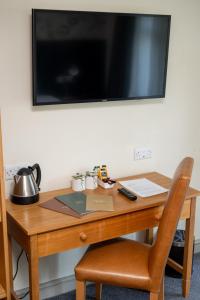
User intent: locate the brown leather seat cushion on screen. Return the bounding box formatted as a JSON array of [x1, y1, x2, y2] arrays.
[[75, 238, 151, 290]]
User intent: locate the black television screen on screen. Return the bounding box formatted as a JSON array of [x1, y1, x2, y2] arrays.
[[32, 9, 171, 106]]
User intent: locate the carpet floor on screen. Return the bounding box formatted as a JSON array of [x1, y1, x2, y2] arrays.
[[47, 253, 200, 300]]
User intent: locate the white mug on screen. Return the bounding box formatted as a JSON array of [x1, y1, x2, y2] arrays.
[[72, 176, 85, 191], [85, 174, 98, 190]]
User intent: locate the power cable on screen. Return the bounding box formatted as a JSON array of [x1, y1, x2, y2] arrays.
[[13, 248, 30, 299]]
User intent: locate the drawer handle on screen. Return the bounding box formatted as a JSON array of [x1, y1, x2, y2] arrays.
[[80, 232, 87, 241]]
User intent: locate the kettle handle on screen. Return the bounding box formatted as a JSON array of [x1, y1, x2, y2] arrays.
[[29, 164, 41, 189]]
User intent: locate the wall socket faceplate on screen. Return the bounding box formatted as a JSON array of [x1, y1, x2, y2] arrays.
[[5, 164, 26, 181], [134, 147, 152, 160]]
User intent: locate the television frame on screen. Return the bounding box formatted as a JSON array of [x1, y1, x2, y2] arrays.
[[32, 9, 171, 106]]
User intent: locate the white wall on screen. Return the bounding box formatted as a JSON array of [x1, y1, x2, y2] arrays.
[[1, 0, 200, 294]]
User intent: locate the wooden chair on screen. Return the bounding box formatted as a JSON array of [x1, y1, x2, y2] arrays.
[[75, 157, 194, 300]]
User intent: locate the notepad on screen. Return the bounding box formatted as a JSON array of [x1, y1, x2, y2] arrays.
[[119, 178, 168, 198], [56, 192, 87, 215], [86, 195, 114, 211]]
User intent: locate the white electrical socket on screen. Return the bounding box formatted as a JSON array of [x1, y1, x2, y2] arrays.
[[134, 147, 152, 160], [5, 164, 27, 181]]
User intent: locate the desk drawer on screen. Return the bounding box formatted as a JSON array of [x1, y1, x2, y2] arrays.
[[37, 206, 162, 256]]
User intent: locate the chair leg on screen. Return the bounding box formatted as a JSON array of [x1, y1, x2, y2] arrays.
[[76, 280, 86, 300], [150, 277, 164, 300], [95, 283, 102, 300], [158, 277, 164, 300], [150, 292, 159, 300]]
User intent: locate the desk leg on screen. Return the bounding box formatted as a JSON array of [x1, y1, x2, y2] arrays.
[[8, 234, 13, 290], [28, 235, 40, 300], [182, 197, 196, 297], [8, 234, 18, 300]]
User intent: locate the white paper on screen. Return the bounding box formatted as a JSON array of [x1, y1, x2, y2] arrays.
[[119, 178, 168, 197]]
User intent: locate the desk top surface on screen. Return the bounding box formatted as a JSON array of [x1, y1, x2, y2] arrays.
[[6, 172, 200, 236]]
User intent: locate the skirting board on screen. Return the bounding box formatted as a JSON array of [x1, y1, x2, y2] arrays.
[[16, 274, 76, 300], [16, 239, 200, 300], [194, 238, 200, 254]]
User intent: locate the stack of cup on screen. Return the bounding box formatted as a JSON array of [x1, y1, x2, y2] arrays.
[[85, 171, 98, 190], [71, 171, 98, 191], [71, 173, 85, 191]]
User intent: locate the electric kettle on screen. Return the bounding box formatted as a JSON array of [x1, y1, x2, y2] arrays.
[[11, 163, 41, 205]]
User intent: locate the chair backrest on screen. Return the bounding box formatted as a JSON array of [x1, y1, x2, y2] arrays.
[[149, 157, 194, 290]]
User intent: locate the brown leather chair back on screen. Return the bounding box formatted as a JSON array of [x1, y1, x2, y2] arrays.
[[149, 157, 194, 291]]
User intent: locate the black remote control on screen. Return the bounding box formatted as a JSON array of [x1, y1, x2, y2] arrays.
[[118, 188, 137, 201]]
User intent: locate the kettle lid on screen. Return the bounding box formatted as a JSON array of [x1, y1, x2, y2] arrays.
[[17, 168, 32, 176]]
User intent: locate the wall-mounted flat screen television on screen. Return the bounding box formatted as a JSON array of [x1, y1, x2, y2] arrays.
[[32, 9, 171, 106]]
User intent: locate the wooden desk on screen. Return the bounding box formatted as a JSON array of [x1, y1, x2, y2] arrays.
[[6, 172, 200, 300]]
